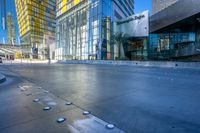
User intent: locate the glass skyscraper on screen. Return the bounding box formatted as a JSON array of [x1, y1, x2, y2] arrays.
[[7, 13, 16, 44], [0, 0, 19, 44], [55, 0, 134, 60], [15, 0, 56, 59]]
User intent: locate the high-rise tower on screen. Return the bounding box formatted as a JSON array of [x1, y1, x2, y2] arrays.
[[152, 0, 179, 15], [0, 0, 20, 44], [55, 0, 134, 60], [15, 0, 56, 58], [0, 0, 7, 44], [7, 13, 16, 44]]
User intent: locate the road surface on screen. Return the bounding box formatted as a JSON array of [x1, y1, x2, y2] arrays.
[[0, 63, 200, 133]]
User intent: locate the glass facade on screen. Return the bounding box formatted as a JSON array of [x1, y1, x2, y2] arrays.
[[124, 38, 148, 60], [0, 0, 19, 44], [55, 0, 134, 60], [7, 13, 16, 44], [15, 0, 56, 58], [150, 0, 200, 61], [149, 32, 198, 60]]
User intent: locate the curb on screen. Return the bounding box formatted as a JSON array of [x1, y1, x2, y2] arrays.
[[58, 60, 200, 69], [0, 73, 6, 84]]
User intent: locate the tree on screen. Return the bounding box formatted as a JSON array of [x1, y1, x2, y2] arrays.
[[111, 32, 128, 60], [15, 52, 22, 59]]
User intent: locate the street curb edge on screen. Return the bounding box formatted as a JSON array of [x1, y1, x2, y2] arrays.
[[0, 73, 6, 84]]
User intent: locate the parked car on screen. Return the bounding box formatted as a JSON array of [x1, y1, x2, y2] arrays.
[[0, 57, 2, 63]]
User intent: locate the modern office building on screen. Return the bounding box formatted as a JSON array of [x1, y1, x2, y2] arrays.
[[150, 0, 200, 60], [55, 0, 134, 60], [7, 13, 16, 44], [114, 10, 149, 60], [15, 0, 56, 59], [152, 0, 178, 15], [0, 0, 7, 44]]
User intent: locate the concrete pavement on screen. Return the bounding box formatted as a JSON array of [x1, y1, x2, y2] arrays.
[[0, 73, 6, 84], [0, 67, 124, 133], [2, 59, 57, 64], [0, 63, 200, 133]]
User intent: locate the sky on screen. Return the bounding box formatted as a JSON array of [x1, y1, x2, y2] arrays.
[[135, 0, 152, 14]]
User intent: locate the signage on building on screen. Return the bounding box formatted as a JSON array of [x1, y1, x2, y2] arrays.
[[115, 10, 149, 37]]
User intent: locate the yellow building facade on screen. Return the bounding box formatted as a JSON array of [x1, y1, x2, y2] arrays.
[[15, 0, 56, 58], [56, 0, 83, 17]]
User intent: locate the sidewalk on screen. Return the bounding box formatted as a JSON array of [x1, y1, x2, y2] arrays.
[[3, 59, 58, 64], [0, 73, 6, 84], [58, 60, 200, 69]]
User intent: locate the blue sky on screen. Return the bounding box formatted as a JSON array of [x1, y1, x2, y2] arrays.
[[135, 0, 152, 14]]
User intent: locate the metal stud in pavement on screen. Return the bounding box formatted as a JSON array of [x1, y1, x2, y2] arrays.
[[83, 111, 90, 115], [44, 90, 49, 93], [19, 86, 26, 91], [26, 93, 32, 96], [33, 98, 40, 102], [57, 118, 66, 123], [43, 106, 51, 111], [106, 124, 115, 129], [65, 102, 72, 105]]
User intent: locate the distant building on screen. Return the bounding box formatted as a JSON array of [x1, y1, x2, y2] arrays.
[[15, 0, 56, 59], [7, 13, 16, 44], [152, 0, 178, 15], [0, 0, 19, 44], [55, 0, 134, 60], [150, 0, 200, 61], [114, 11, 149, 60], [0, 0, 8, 44]]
